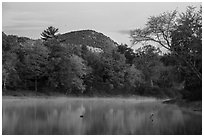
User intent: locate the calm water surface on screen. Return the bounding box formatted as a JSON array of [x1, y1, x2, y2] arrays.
[[2, 97, 202, 135]]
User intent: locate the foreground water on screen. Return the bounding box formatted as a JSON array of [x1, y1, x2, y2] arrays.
[[2, 97, 202, 135]]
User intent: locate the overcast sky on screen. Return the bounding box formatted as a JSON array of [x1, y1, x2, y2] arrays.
[[2, 2, 201, 46]]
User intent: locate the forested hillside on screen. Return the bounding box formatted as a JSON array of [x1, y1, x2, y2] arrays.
[[2, 6, 202, 100], [58, 30, 117, 51]]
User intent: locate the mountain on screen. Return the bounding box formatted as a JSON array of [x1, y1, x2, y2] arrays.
[[58, 30, 118, 51]]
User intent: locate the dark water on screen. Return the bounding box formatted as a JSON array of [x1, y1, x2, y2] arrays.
[[2, 97, 202, 135]]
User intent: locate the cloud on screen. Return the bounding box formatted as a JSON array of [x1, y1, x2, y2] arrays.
[[3, 20, 53, 30], [117, 30, 131, 35]]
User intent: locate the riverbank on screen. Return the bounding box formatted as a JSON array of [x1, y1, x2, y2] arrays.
[[3, 90, 201, 112], [2, 89, 158, 100], [2, 89, 66, 97], [163, 98, 202, 112], [2, 89, 168, 98]]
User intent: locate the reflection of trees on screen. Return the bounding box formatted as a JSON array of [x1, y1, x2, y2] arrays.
[[155, 105, 186, 134], [2, 110, 19, 134], [3, 99, 202, 134]]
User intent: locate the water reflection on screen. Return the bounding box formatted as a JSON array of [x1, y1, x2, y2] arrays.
[[2, 98, 202, 135]]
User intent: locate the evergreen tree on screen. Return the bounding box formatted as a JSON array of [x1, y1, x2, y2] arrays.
[[41, 26, 59, 41]]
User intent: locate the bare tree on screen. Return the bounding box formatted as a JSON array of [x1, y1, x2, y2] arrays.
[[130, 7, 202, 81]]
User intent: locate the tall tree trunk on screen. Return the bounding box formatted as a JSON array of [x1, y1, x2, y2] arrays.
[[3, 79, 6, 91], [150, 79, 154, 87]]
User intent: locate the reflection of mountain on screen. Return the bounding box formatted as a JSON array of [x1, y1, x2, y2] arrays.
[[2, 98, 202, 135]]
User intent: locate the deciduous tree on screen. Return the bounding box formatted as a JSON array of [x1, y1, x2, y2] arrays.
[[130, 6, 202, 81]]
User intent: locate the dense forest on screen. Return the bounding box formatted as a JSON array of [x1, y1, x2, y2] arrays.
[[2, 6, 202, 100]]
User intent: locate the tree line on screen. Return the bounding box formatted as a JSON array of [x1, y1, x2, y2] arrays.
[[2, 6, 202, 100]]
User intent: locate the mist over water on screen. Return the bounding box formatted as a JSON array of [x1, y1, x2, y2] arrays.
[[2, 97, 202, 135]]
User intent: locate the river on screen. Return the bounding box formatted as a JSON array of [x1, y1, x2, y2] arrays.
[[2, 97, 202, 135]]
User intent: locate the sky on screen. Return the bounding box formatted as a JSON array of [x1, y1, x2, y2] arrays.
[[2, 2, 201, 48]]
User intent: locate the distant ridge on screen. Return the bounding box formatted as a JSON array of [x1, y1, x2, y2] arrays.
[[58, 29, 118, 51]]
